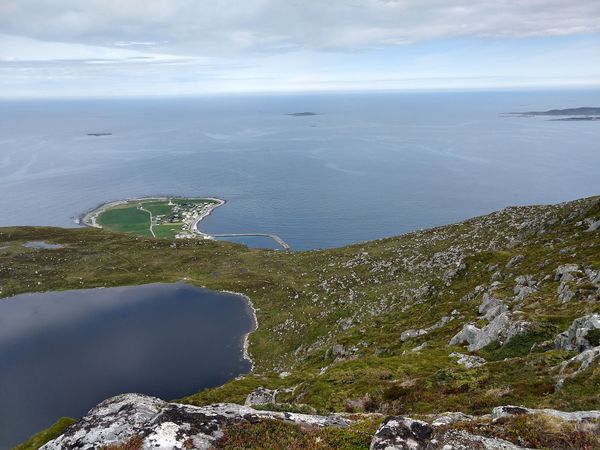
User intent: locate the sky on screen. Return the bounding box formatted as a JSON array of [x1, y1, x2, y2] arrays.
[[1, 0, 599, 97]]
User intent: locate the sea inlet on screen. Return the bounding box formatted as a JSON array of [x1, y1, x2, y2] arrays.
[[0, 283, 255, 448]]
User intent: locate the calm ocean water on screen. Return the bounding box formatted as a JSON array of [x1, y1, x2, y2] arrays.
[[1, 91, 599, 250]]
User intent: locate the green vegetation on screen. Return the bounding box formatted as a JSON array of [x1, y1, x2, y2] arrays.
[[217, 418, 377, 450], [587, 328, 600, 347], [3, 196, 600, 448], [478, 324, 558, 361], [451, 414, 600, 449], [13, 417, 76, 450], [97, 204, 152, 236], [94, 197, 218, 238]]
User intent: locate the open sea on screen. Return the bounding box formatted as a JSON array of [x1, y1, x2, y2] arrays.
[[1, 90, 599, 250]]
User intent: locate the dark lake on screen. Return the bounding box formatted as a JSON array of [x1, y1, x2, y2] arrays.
[[0, 283, 255, 449]]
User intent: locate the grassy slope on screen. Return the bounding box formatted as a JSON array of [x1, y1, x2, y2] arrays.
[[1, 196, 599, 423], [13, 418, 76, 450]]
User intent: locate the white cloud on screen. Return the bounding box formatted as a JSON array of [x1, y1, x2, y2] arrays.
[[0, 34, 183, 62], [0, 1, 599, 96], [1, 0, 599, 56]]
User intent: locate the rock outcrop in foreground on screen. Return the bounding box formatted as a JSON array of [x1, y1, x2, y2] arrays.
[[43, 394, 600, 449], [42, 394, 349, 450]]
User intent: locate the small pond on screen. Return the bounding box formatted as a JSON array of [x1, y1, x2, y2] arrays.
[[0, 282, 255, 448], [23, 241, 65, 249]]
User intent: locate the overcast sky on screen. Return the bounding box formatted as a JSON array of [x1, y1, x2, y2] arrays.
[[1, 0, 599, 97]]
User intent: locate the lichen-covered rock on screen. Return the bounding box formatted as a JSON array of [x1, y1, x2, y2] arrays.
[[506, 255, 524, 268], [370, 416, 432, 450], [41, 394, 351, 450], [244, 387, 278, 406], [479, 293, 508, 321], [42, 393, 600, 450], [513, 275, 537, 302], [451, 291, 531, 351], [401, 328, 428, 342], [586, 268, 600, 285], [370, 415, 529, 449], [429, 429, 531, 449], [41, 394, 165, 449], [429, 412, 472, 427], [585, 219, 600, 232], [443, 261, 466, 286], [557, 281, 576, 303], [554, 314, 600, 352], [492, 405, 600, 422], [411, 342, 428, 352], [556, 346, 600, 388], [401, 314, 456, 342], [450, 324, 481, 347], [450, 352, 486, 368], [450, 313, 530, 352], [555, 264, 580, 282]]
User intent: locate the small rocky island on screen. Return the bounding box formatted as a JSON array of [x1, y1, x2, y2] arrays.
[[287, 111, 319, 116]]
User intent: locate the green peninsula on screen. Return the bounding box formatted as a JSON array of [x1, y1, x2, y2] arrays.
[[82, 197, 222, 239]]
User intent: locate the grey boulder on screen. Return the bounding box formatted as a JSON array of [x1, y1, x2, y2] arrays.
[[554, 314, 600, 352]]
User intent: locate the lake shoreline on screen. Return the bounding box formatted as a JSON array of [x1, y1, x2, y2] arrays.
[[222, 289, 258, 372]]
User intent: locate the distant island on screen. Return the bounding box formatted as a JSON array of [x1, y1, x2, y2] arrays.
[[287, 112, 319, 116], [87, 132, 112, 136], [519, 107, 600, 116], [507, 107, 600, 122], [549, 116, 600, 121]]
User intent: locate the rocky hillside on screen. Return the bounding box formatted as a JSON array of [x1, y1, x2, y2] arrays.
[[25, 393, 598, 449], [3, 196, 600, 449]]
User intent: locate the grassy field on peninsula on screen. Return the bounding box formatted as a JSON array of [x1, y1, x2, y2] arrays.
[[96, 204, 153, 236]]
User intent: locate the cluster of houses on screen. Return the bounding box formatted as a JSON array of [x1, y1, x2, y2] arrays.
[[150, 200, 213, 239]]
